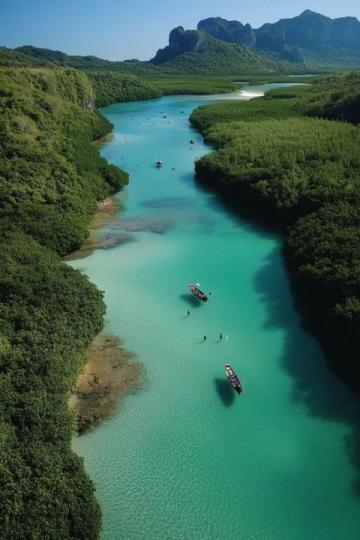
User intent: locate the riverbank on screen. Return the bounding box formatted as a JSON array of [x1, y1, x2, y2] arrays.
[[191, 75, 360, 392], [0, 66, 130, 539], [70, 335, 142, 434], [65, 196, 124, 260]]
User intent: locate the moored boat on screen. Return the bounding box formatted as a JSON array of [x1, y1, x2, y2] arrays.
[[225, 363, 243, 394], [188, 283, 208, 302]]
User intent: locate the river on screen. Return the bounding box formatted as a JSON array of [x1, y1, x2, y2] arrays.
[[71, 84, 360, 539]]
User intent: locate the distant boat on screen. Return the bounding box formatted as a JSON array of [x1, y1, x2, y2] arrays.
[[225, 364, 243, 394], [155, 160, 163, 168], [188, 283, 208, 302]]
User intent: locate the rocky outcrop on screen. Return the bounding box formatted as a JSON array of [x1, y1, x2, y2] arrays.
[[329, 17, 360, 50], [197, 18, 256, 49], [257, 10, 360, 57], [82, 98, 94, 111], [151, 27, 207, 64]]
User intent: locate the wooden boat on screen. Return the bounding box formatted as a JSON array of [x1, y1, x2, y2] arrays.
[[225, 363, 243, 394], [188, 284, 208, 302], [155, 160, 163, 168]]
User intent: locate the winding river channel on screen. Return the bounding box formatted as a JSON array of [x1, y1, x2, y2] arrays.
[[72, 85, 360, 539]]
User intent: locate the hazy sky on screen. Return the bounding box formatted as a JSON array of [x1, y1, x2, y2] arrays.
[[1, 0, 360, 60]]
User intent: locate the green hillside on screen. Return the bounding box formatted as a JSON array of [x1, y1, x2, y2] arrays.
[[15, 45, 161, 75], [151, 31, 307, 75], [0, 46, 51, 66], [0, 66, 128, 538], [0, 47, 241, 104]]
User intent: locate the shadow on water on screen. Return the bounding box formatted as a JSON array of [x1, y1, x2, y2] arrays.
[[184, 169, 286, 241], [254, 246, 360, 497], [179, 171, 198, 187], [214, 377, 235, 407], [180, 294, 203, 308]]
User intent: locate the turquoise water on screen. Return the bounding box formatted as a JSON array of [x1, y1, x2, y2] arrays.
[[72, 86, 360, 539]]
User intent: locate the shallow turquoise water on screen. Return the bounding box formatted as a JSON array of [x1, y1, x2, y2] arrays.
[[72, 86, 360, 539]]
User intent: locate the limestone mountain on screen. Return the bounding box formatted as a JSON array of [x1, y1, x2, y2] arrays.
[[152, 10, 360, 70], [150, 28, 299, 74]]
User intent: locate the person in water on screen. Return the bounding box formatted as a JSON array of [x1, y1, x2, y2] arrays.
[[204, 335, 207, 341], [187, 309, 190, 316], [220, 333, 223, 341]]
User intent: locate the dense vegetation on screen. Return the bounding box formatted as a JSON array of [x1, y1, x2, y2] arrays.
[[0, 67, 128, 538], [191, 86, 309, 130], [191, 72, 360, 390], [15, 45, 162, 75], [0, 67, 128, 254], [15, 40, 309, 77], [0, 234, 104, 538], [305, 72, 360, 123], [87, 70, 161, 106], [192, 72, 360, 130], [0, 47, 240, 106], [143, 75, 239, 95], [76, 72, 245, 106], [0, 46, 52, 67]]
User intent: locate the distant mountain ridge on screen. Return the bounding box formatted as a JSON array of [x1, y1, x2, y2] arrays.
[[12, 41, 302, 76], [8, 9, 360, 76], [152, 10, 360, 69], [150, 28, 303, 74]]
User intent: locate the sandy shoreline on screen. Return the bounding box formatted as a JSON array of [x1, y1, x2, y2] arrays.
[[70, 335, 142, 434], [65, 196, 122, 260], [91, 132, 114, 146]]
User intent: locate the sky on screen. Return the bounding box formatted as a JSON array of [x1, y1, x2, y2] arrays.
[[1, 0, 360, 61]]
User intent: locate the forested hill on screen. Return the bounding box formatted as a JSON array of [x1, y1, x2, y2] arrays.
[[190, 72, 360, 392], [15, 44, 162, 74], [176, 10, 360, 69], [0, 67, 129, 538], [0, 47, 162, 107], [15, 42, 299, 75], [150, 28, 304, 74], [0, 46, 241, 103]]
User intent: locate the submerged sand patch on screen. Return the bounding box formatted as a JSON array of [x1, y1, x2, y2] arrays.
[[65, 196, 128, 260], [70, 335, 142, 434]]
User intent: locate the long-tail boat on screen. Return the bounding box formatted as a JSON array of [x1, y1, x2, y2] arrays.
[[225, 363, 243, 394], [188, 284, 208, 302]]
